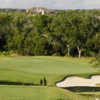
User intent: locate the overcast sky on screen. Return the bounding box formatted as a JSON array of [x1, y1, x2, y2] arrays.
[[0, 0, 100, 9]]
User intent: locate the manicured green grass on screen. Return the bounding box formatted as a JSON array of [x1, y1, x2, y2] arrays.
[[0, 56, 99, 85], [0, 86, 94, 100], [0, 56, 99, 100]]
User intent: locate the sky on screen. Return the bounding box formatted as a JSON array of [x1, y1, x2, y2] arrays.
[[0, 0, 100, 9]]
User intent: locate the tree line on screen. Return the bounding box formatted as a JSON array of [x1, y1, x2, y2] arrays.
[[0, 10, 100, 58]]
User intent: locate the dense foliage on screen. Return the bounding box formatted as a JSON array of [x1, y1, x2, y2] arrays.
[[0, 10, 100, 57]]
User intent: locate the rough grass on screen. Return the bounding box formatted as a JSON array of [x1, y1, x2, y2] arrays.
[[0, 56, 99, 86]]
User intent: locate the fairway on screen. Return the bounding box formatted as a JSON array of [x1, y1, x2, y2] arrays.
[[0, 86, 94, 100], [0, 56, 95, 74], [0, 56, 98, 85], [0, 56, 99, 100]]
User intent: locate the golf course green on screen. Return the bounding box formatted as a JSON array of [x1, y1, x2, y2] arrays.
[[0, 56, 99, 100]]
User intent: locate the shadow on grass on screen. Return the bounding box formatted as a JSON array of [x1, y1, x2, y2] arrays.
[[64, 86, 100, 92], [0, 80, 38, 86]]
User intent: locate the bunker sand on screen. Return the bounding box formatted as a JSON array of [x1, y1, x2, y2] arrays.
[[56, 75, 100, 87]]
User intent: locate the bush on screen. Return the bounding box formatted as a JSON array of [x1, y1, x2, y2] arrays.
[[0, 51, 8, 56], [52, 53, 61, 56], [65, 53, 71, 57], [0, 51, 15, 56], [88, 51, 96, 57]]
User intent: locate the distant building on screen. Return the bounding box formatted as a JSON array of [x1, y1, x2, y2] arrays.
[[26, 7, 48, 15]]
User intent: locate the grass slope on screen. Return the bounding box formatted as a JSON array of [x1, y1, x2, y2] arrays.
[[0, 56, 99, 85]]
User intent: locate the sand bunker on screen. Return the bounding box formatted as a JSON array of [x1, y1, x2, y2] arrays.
[[56, 75, 100, 87]]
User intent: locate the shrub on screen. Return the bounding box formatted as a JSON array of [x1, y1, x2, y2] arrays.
[[0, 51, 15, 56]]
